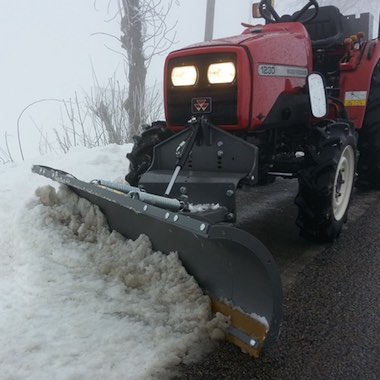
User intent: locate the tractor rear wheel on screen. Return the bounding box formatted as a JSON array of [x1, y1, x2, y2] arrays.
[[125, 122, 173, 186], [357, 60, 380, 189], [296, 124, 357, 242]]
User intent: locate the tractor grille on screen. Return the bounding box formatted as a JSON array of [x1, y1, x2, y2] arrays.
[[167, 53, 238, 126]]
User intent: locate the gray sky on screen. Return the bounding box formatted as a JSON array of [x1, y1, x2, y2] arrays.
[[0, 1, 121, 159]]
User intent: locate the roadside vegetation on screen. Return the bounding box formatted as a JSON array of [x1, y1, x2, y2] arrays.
[[0, 0, 179, 163]]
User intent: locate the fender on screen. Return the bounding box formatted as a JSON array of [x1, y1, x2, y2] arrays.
[[340, 40, 380, 129]]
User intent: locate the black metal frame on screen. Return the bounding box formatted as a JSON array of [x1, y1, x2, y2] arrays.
[[140, 117, 259, 222]]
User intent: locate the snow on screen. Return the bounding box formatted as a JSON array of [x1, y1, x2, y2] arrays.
[[188, 203, 221, 213], [0, 145, 225, 380]]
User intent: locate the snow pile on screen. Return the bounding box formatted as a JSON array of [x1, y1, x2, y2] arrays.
[[0, 145, 226, 380]]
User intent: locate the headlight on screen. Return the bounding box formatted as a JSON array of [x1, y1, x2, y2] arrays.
[[171, 65, 198, 86], [207, 62, 236, 84]]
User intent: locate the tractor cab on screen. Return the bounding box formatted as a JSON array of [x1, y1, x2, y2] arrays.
[[252, 0, 377, 98], [253, 0, 375, 43], [292, 3, 374, 95]]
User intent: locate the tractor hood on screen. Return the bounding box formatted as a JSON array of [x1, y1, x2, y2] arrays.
[[184, 33, 258, 49], [174, 22, 311, 53], [164, 22, 312, 131]]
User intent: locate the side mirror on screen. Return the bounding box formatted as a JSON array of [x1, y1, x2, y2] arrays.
[[252, 1, 275, 18], [308, 73, 328, 118], [252, 3, 262, 18]]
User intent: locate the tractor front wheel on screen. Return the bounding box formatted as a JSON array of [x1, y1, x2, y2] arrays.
[[296, 124, 357, 242], [125, 121, 173, 186]]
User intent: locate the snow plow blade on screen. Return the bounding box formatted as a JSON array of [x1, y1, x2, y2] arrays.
[[32, 165, 282, 357]]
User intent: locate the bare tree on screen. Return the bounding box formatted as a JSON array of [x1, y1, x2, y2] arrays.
[[49, 77, 128, 153], [0, 132, 14, 164], [119, 0, 147, 137], [119, 0, 178, 137], [12, 0, 179, 160]]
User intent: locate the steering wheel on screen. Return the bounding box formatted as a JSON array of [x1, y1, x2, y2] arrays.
[[259, 0, 281, 23], [259, 0, 319, 24]]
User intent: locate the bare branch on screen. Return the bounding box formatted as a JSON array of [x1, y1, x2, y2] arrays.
[[17, 98, 66, 160], [93, 0, 179, 136], [0, 132, 14, 164]]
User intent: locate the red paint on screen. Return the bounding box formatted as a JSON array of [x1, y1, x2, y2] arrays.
[[339, 42, 380, 129], [164, 20, 380, 132]]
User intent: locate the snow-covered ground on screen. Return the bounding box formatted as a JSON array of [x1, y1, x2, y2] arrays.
[[0, 145, 223, 380]]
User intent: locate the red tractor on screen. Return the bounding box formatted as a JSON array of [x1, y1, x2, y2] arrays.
[[34, 0, 380, 357], [127, 0, 380, 242]]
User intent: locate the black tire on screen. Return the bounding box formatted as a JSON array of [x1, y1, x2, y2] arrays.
[[295, 123, 357, 242], [357, 60, 380, 189], [125, 121, 173, 186]]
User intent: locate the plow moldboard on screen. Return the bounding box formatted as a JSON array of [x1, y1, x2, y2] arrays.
[[32, 165, 283, 356]]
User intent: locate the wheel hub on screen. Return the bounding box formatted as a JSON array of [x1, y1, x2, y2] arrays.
[[333, 145, 355, 221]]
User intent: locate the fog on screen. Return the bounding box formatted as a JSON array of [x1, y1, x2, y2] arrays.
[[0, 0, 253, 161], [0, 1, 122, 160], [0, 0, 379, 161]]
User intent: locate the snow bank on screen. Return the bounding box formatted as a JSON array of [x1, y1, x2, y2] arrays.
[[0, 145, 226, 380]]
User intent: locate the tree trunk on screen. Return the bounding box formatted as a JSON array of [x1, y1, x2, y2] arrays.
[[120, 0, 147, 139]]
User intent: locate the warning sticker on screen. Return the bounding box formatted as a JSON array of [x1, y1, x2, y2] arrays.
[[344, 91, 367, 107]]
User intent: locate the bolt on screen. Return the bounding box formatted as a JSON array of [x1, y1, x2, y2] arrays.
[[249, 339, 257, 347], [226, 190, 234, 197], [217, 150, 224, 158], [173, 215, 179, 222], [143, 205, 148, 211], [176, 141, 186, 158], [217, 140, 224, 147], [200, 223, 206, 232], [227, 213, 235, 220], [165, 212, 170, 219], [180, 186, 187, 194]]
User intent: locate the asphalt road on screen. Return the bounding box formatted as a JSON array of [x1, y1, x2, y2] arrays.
[[174, 180, 380, 380]]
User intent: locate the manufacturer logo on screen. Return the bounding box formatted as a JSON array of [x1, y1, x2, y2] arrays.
[[192, 97, 212, 113]]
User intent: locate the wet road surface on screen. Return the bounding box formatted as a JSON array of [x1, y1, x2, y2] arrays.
[[175, 180, 380, 379]]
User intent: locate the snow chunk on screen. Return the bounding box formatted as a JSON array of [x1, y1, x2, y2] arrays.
[[188, 203, 221, 213], [206, 312, 230, 341], [4, 184, 225, 378], [35, 185, 58, 206]]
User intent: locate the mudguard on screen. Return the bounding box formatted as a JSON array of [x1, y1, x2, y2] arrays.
[[32, 165, 282, 357]]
